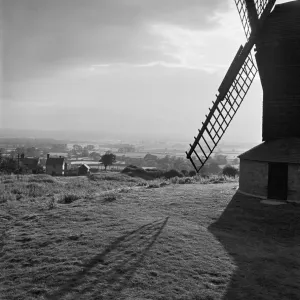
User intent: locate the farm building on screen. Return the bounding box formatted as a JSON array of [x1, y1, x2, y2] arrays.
[[45, 154, 66, 176], [78, 164, 90, 176], [47, 152, 68, 158], [238, 138, 300, 202], [20, 155, 40, 174]]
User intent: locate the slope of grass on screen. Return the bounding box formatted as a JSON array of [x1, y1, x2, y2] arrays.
[[1, 175, 300, 299]]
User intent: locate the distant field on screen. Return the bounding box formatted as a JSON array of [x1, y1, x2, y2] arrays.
[[1, 174, 300, 299], [119, 150, 244, 159], [117, 152, 168, 158], [70, 161, 102, 166]]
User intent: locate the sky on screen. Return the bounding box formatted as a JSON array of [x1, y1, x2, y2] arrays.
[[0, 0, 292, 142]]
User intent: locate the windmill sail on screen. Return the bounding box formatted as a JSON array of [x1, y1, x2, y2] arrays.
[[235, 0, 275, 39], [235, 0, 254, 39], [186, 48, 257, 172], [186, 0, 276, 172], [254, 0, 274, 17]]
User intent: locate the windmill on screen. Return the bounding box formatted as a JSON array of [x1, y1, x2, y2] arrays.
[[186, 0, 300, 201]]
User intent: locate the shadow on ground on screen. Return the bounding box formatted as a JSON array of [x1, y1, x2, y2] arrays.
[[208, 192, 300, 300], [45, 217, 169, 300]]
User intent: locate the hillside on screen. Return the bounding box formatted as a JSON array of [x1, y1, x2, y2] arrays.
[[1, 175, 300, 299]]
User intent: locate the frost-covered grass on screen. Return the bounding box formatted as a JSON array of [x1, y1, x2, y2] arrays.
[[1, 175, 299, 300]]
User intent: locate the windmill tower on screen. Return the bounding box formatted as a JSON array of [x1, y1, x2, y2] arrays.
[[186, 0, 300, 201]]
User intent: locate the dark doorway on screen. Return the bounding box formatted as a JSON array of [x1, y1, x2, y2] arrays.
[[268, 163, 288, 200]]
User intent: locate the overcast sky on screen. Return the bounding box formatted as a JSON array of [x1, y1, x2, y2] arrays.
[[1, 0, 291, 142]]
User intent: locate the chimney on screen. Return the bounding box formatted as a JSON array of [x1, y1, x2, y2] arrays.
[[47, 154, 50, 159]]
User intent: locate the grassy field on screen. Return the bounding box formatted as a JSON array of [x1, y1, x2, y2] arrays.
[[1, 174, 300, 299]]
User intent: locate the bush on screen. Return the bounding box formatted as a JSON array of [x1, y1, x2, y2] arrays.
[[181, 169, 189, 176], [222, 165, 239, 177], [164, 169, 183, 179], [47, 197, 56, 210], [178, 177, 193, 184], [103, 191, 118, 202], [122, 165, 164, 180], [60, 193, 81, 204], [123, 165, 139, 171], [147, 183, 160, 189], [207, 162, 222, 175], [189, 170, 197, 177]]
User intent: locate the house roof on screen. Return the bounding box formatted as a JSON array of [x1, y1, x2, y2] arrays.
[[21, 157, 39, 168], [238, 138, 300, 163], [79, 164, 90, 170], [48, 152, 68, 157], [46, 157, 65, 166]]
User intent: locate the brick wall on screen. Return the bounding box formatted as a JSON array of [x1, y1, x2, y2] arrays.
[[239, 159, 268, 197]]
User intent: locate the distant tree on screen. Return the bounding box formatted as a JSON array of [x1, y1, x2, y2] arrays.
[[118, 145, 135, 153], [82, 147, 89, 157], [207, 162, 221, 174], [73, 144, 83, 152], [189, 170, 197, 177], [15, 147, 25, 156], [0, 157, 18, 174], [100, 152, 116, 171], [25, 147, 37, 157], [51, 144, 67, 152], [173, 157, 186, 170], [181, 169, 189, 176], [89, 151, 101, 161], [214, 154, 227, 165], [223, 165, 239, 177], [144, 153, 158, 161], [198, 164, 209, 176], [164, 169, 183, 179], [86, 145, 95, 151]]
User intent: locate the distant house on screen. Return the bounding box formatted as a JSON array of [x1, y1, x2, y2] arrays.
[[47, 152, 69, 158], [78, 164, 90, 176], [46, 154, 66, 176], [20, 155, 40, 174]]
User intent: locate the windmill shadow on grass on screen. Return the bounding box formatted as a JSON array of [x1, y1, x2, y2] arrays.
[[45, 217, 169, 300], [208, 192, 300, 300]]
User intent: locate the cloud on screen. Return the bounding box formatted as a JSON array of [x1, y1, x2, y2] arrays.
[[90, 61, 227, 74], [3, 0, 228, 82]]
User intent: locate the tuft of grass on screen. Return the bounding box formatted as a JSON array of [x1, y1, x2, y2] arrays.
[[59, 192, 81, 204], [147, 183, 161, 189], [47, 197, 56, 210], [0, 191, 15, 203], [170, 176, 195, 184], [192, 174, 239, 184], [27, 174, 58, 184], [103, 191, 119, 202]]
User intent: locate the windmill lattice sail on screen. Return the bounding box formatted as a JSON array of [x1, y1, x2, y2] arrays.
[[186, 50, 257, 172], [186, 0, 276, 172], [254, 0, 272, 17], [235, 0, 274, 39], [235, 0, 252, 39]]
